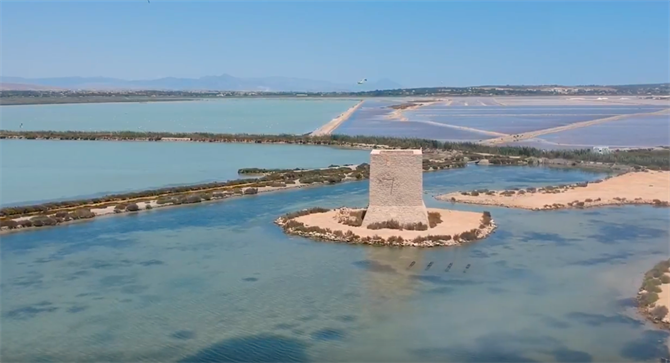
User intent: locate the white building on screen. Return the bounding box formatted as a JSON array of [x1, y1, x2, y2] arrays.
[[592, 146, 611, 154]]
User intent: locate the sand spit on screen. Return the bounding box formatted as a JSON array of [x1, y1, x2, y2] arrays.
[[310, 100, 365, 136], [413, 120, 508, 137], [275, 207, 496, 247], [386, 100, 442, 121], [481, 108, 670, 145], [437, 170, 670, 211], [637, 259, 670, 330], [0, 182, 319, 235]]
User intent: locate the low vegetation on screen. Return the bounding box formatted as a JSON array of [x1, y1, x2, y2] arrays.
[[427, 211, 442, 228], [3, 130, 668, 169], [366, 220, 429, 231], [637, 259, 670, 327]]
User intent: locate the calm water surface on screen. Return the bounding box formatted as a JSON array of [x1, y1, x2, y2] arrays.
[[539, 115, 670, 148], [0, 99, 358, 134], [0, 140, 369, 206], [2, 166, 668, 362]]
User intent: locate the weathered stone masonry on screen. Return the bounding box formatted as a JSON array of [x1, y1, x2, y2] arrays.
[[363, 149, 429, 227]]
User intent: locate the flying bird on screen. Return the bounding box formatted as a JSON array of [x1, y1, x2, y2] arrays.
[[357, 78, 367, 85]]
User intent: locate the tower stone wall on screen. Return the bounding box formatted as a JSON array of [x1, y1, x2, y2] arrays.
[[363, 149, 429, 227]]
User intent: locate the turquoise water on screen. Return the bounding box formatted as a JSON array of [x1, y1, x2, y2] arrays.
[[0, 99, 358, 134], [2, 166, 668, 362], [0, 140, 370, 206]]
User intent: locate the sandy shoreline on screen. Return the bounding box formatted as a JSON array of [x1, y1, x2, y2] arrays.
[[276, 207, 496, 247], [0, 181, 317, 235], [310, 100, 364, 136], [437, 170, 670, 211], [637, 260, 670, 330]]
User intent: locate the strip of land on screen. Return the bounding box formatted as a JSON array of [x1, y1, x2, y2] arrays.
[[310, 100, 364, 136], [480, 108, 670, 145], [637, 259, 670, 330], [437, 170, 670, 210], [412, 120, 509, 137], [386, 100, 442, 121]]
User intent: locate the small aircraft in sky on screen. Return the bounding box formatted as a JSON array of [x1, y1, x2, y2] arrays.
[[357, 78, 367, 85]]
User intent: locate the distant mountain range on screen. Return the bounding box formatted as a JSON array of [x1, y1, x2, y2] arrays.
[[0, 75, 403, 92]]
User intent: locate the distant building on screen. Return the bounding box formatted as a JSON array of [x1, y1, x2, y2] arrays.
[[592, 146, 611, 154]]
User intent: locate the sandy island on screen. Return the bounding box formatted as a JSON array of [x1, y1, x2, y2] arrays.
[[276, 207, 496, 247], [310, 100, 365, 136], [437, 170, 670, 211]]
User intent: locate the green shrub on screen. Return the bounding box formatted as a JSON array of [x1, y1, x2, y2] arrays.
[[156, 197, 172, 205], [0, 220, 19, 229], [651, 306, 668, 320], [661, 275, 670, 284], [145, 204, 153, 210], [30, 216, 57, 227], [114, 204, 127, 213], [367, 220, 402, 230], [18, 220, 33, 228], [341, 209, 366, 227], [126, 203, 139, 212], [73, 208, 95, 219], [404, 222, 428, 231], [428, 212, 442, 228], [184, 195, 202, 203], [243, 188, 258, 195], [642, 292, 659, 306]]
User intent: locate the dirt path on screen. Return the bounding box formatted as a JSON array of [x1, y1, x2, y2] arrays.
[[480, 108, 670, 145], [310, 100, 364, 136], [412, 120, 508, 137]]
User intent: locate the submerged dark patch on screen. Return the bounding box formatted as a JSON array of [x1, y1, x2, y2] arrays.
[[565, 312, 642, 327], [66, 305, 88, 313], [352, 260, 397, 274], [171, 330, 196, 340], [587, 222, 667, 245], [619, 330, 670, 361], [4, 304, 58, 320], [139, 259, 165, 267], [311, 328, 346, 341], [243, 277, 259, 282], [520, 232, 579, 246], [551, 347, 593, 362], [178, 334, 308, 362]]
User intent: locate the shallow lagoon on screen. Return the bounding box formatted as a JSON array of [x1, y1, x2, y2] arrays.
[[2, 166, 668, 362], [539, 115, 670, 148], [406, 105, 667, 135], [0, 99, 358, 134], [0, 140, 370, 206]]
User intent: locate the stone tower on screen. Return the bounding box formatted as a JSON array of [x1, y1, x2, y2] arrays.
[[363, 149, 429, 227]]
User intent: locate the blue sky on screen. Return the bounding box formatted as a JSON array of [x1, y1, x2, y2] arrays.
[[2, 1, 669, 87]]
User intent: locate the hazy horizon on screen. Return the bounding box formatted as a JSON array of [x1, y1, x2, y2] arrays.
[[2, 2, 669, 87]]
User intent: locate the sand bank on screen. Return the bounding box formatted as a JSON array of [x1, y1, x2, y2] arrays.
[[480, 108, 670, 145], [1, 182, 316, 235], [386, 100, 442, 121], [437, 170, 670, 211], [276, 207, 496, 247], [310, 100, 365, 136]]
